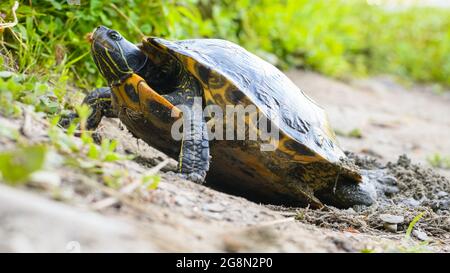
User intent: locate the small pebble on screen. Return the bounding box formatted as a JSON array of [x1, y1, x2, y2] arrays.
[[412, 230, 429, 241], [380, 214, 404, 233], [203, 203, 225, 213], [174, 196, 189, 206], [437, 191, 449, 198], [30, 171, 61, 187], [379, 214, 404, 224], [402, 198, 421, 207], [383, 223, 398, 232], [344, 208, 356, 214]]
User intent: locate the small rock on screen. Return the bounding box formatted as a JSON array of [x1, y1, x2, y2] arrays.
[[430, 199, 450, 211], [30, 171, 61, 188], [440, 199, 450, 210], [412, 230, 429, 241], [383, 223, 398, 232], [174, 196, 189, 206], [352, 205, 368, 213], [380, 214, 404, 233], [379, 214, 404, 224], [344, 208, 356, 214], [207, 213, 223, 220], [203, 203, 225, 213], [402, 198, 421, 208], [437, 191, 449, 198]]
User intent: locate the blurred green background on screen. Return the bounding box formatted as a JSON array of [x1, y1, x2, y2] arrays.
[[0, 0, 449, 100]]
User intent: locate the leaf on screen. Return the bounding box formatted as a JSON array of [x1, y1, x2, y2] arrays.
[[0, 71, 16, 78], [48, 0, 63, 10], [142, 175, 160, 190], [0, 145, 47, 185], [87, 143, 99, 159]]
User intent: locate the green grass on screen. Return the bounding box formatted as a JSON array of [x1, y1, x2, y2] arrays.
[[360, 212, 431, 253], [335, 128, 363, 139], [405, 212, 425, 240], [0, 0, 449, 93], [427, 153, 450, 169]]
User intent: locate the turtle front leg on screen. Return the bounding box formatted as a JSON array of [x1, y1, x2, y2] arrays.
[[59, 87, 117, 130], [82, 87, 117, 130], [135, 75, 210, 183], [160, 82, 210, 183], [176, 103, 210, 183]]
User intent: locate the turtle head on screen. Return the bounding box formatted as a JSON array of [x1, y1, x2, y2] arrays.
[[90, 26, 148, 86]]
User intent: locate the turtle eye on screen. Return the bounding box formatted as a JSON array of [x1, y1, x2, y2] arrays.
[[108, 31, 121, 41]]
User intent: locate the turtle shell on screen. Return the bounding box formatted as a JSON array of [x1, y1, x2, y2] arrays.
[[139, 37, 363, 206], [143, 37, 348, 165]]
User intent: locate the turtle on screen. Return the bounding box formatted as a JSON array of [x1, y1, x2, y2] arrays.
[[62, 26, 396, 208]]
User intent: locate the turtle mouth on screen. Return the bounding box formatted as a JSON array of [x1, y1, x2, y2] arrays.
[[91, 38, 115, 52], [86, 32, 94, 43], [90, 26, 116, 51]]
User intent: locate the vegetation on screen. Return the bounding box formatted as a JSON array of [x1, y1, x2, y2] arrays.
[[427, 153, 450, 169], [335, 128, 363, 139], [0, 0, 449, 93]]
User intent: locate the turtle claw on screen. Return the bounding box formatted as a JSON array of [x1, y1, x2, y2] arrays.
[[177, 172, 206, 184], [58, 112, 78, 128], [92, 132, 103, 144]]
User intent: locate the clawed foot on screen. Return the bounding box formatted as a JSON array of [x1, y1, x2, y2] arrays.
[[177, 171, 207, 184], [166, 171, 206, 184], [58, 112, 78, 128]]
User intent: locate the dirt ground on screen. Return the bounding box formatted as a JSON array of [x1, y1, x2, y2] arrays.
[[288, 71, 450, 178], [0, 71, 449, 252]]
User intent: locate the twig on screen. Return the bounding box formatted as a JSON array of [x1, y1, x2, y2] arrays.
[[0, 1, 19, 30], [76, 173, 161, 219], [91, 159, 170, 210], [19, 107, 32, 137], [0, 1, 28, 51]]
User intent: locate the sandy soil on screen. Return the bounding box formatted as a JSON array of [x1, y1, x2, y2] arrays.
[[0, 71, 449, 252]]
